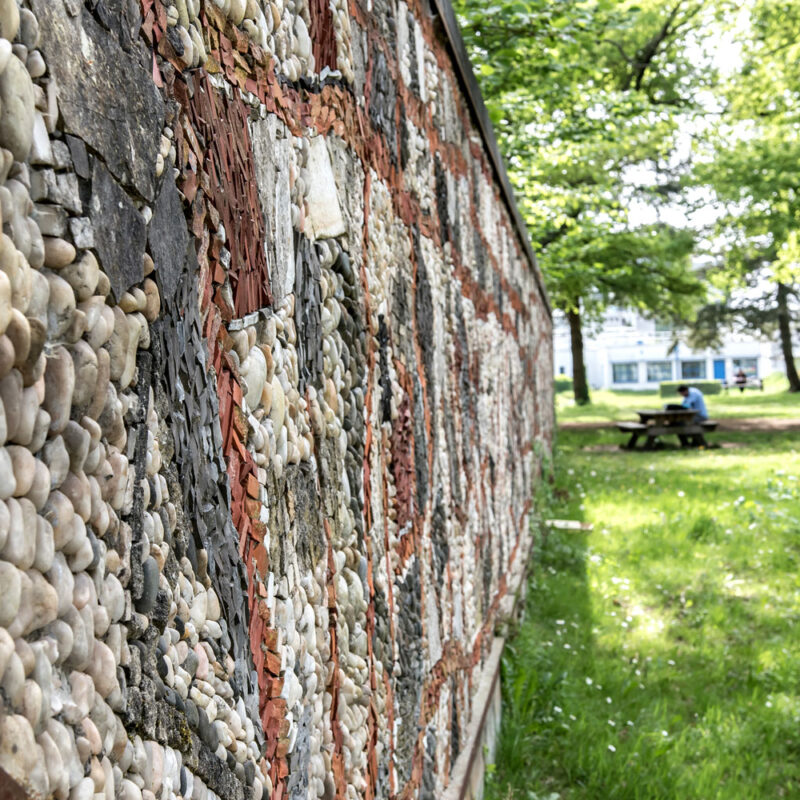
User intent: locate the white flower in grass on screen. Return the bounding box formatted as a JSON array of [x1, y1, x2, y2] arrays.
[[585, 677, 593, 685], [608, 745, 616, 753], [677, 490, 685, 497]]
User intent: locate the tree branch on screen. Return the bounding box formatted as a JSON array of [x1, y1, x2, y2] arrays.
[[622, 1, 683, 92], [537, 204, 584, 249], [599, 37, 633, 64]]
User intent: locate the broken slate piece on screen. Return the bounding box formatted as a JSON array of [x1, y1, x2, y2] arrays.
[[32, 0, 163, 200], [148, 176, 189, 299], [65, 135, 89, 179], [90, 159, 146, 301]]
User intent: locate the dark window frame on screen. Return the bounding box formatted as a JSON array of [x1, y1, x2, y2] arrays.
[[612, 362, 639, 384]]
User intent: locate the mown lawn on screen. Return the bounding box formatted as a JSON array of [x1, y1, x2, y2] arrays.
[[556, 373, 799, 424], [488, 428, 800, 800]]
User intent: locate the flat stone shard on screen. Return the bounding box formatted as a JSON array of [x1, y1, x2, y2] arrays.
[[90, 0, 141, 50], [250, 116, 294, 303], [65, 135, 90, 180], [89, 160, 145, 300], [304, 136, 346, 240], [32, 204, 67, 237], [148, 176, 188, 299], [29, 168, 81, 213], [69, 217, 94, 249], [32, 0, 162, 200]]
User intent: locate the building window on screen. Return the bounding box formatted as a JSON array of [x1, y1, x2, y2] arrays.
[[681, 360, 706, 380], [612, 362, 638, 384], [647, 361, 672, 382], [732, 357, 758, 377]]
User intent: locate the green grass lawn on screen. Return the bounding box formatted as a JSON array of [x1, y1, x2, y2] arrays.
[[488, 428, 800, 799], [557, 373, 799, 424]]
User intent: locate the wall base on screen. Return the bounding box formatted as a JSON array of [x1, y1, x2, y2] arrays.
[[444, 637, 504, 800]]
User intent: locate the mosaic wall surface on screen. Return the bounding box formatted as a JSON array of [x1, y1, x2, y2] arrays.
[[0, 1, 553, 799]]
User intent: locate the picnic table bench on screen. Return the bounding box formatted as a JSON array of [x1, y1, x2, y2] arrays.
[[722, 378, 763, 392], [616, 409, 718, 450]]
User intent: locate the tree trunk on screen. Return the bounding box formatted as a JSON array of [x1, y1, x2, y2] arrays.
[[777, 282, 800, 392], [567, 306, 591, 405]]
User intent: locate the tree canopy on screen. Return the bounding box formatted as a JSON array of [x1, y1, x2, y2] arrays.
[[455, 0, 714, 403], [685, 1, 800, 389]]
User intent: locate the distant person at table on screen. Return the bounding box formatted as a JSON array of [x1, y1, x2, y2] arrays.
[[677, 384, 708, 422], [734, 368, 747, 391], [676, 384, 708, 447]]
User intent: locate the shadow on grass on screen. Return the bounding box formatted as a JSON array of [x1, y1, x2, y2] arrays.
[[488, 526, 596, 797], [486, 431, 800, 799]]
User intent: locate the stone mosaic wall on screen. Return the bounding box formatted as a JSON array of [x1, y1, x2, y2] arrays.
[[0, 1, 553, 799]]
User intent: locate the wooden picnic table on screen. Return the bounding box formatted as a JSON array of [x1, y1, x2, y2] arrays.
[[616, 408, 717, 450], [635, 408, 696, 425]]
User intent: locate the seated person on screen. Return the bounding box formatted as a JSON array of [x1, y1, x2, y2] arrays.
[[677, 384, 708, 421], [675, 384, 708, 446], [734, 368, 747, 391]]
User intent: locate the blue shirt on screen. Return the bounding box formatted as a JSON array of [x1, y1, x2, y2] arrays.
[[682, 387, 708, 421]]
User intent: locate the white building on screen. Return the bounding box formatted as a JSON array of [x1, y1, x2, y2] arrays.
[[553, 309, 780, 391]]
